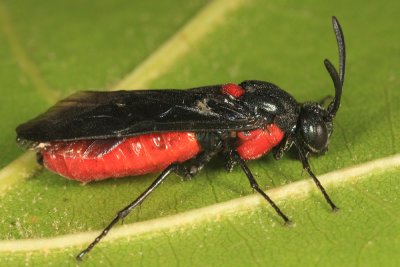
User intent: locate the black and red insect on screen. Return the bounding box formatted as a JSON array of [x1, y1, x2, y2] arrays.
[[16, 17, 345, 260]]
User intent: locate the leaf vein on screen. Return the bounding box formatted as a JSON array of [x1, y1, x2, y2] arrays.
[[0, 154, 398, 252]]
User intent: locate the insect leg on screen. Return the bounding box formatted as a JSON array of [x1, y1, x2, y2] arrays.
[[294, 141, 338, 212], [76, 163, 180, 261], [176, 150, 219, 179], [273, 135, 294, 160], [231, 151, 291, 224]]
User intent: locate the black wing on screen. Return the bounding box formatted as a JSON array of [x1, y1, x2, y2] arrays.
[[16, 85, 258, 142]]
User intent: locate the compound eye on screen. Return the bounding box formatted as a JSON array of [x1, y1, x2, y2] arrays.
[[301, 120, 328, 153]]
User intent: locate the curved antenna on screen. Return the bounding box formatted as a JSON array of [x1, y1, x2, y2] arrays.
[[333, 16, 346, 85], [326, 16, 346, 118], [324, 59, 342, 117]]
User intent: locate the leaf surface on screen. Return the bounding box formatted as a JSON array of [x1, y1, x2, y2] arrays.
[[1, 0, 399, 266]]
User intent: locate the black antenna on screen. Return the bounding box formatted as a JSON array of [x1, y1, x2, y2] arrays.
[[327, 16, 346, 118], [333, 16, 346, 85]]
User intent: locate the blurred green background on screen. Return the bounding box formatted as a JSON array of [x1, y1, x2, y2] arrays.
[[0, 0, 399, 266]]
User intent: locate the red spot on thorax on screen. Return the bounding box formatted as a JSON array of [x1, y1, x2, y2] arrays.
[[221, 83, 245, 98], [41, 132, 201, 182], [236, 124, 284, 160]]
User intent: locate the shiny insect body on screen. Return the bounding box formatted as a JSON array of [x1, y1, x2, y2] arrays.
[[16, 17, 346, 260]]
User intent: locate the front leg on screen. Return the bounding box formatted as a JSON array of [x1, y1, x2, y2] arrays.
[[273, 135, 294, 160], [230, 150, 291, 224]]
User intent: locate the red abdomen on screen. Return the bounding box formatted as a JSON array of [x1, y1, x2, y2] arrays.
[[42, 132, 201, 182], [236, 124, 284, 160]]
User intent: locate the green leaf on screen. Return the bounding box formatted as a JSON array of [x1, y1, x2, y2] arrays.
[[1, 0, 400, 266]]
